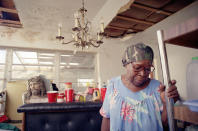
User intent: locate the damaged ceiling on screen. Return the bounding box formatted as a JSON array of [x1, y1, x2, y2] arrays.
[[0, 0, 196, 39], [104, 0, 195, 38], [0, 0, 22, 28]]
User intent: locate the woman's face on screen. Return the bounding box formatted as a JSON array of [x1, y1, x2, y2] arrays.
[[126, 60, 153, 87]]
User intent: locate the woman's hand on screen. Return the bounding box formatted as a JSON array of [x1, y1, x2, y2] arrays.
[[159, 80, 180, 104]]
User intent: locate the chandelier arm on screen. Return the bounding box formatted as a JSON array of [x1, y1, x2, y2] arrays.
[[77, 19, 82, 29], [85, 23, 89, 32], [89, 42, 101, 48], [85, 20, 90, 29], [62, 40, 75, 44], [83, 21, 89, 33]]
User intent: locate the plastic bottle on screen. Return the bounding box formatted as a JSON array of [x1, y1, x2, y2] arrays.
[[93, 88, 100, 101], [92, 83, 100, 101], [101, 82, 107, 102], [186, 57, 198, 100]]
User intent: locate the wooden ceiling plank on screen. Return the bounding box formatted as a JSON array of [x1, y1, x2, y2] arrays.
[[0, 7, 18, 14], [117, 15, 154, 25], [132, 3, 172, 16], [0, 23, 22, 28], [0, 11, 2, 18], [107, 25, 142, 32], [145, 11, 155, 19], [0, 19, 21, 25], [108, 25, 127, 30]]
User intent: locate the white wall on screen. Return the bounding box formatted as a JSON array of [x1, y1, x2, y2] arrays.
[[123, 1, 198, 99], [97, 39, 126, 84], [166, 45, 198, 100]]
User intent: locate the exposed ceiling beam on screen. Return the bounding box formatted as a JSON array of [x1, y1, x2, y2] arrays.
[[0, 18, 22, 28], [0, 11, 2, 18], [107, 25, 142, 32], [0, 19, 21, 25], [132, 3, 172, 16], [0, 23, 22, 28], [104, 30, 124, 37], [108, 25, 128, 30], [117, 15, 154, 25], [0, 7, 18, 14]]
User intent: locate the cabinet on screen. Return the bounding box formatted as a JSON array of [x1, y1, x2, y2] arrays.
[[157, 16, 198, 130], [163, 17, 198, 49], [17, 102, 102, 131]]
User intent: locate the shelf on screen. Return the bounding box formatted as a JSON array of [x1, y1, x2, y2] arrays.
[[163, 17, 198, 49], [174, 105, 198, 125]]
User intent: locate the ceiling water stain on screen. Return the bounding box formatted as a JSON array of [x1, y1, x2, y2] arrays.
[[21, 31, 40, 42], [1, 28, 18, 38]]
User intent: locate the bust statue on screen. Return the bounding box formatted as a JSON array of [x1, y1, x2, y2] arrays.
[[23, 76, 47, 104]]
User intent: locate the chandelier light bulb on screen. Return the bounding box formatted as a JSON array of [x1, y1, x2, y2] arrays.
[[100, 23, 104, 33], [97, 33, 101, 41], [58, 23, 62, 36], [74, 18, 78, 28], [74, 34, 78, 41]]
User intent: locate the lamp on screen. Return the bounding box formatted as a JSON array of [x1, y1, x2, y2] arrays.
[[56, 0, 105, 49]]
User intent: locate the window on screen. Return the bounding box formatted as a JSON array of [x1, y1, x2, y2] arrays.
[[12, 50, 55, 80], [0, 47, 97, 92], [59, 51, 96, 92], [0, 49, 6, 89]]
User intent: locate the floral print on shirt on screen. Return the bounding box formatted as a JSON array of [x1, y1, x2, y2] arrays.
[[121, 101, 136, 123], [100, 76, 164, 131]]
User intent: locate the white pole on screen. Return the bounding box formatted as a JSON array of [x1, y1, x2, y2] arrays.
[[157, 30, 175, 131]]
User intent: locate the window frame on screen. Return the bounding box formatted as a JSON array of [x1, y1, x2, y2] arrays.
[[0, 46, 97, 91]]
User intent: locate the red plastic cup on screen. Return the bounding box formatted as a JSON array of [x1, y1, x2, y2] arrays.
[[100, 88, 107, 102], [65, 89, 74, 102], [47, 91, 58, 103], [59, 92, 65, 96]]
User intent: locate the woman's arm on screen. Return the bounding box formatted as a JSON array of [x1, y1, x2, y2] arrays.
[[101, 117, 110, 131], [161, 103, 168, 126]]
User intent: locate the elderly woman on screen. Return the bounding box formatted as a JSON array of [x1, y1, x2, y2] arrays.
[[100, 43, 179, 131]]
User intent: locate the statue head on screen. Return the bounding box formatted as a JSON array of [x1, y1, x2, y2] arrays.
[[27, 76, 46, 98]]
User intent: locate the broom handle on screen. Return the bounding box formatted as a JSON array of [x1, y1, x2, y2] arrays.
[[157, 30, 175, 131]]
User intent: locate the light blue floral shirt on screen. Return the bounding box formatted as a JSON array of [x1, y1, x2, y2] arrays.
[[100, 76, 163, 131]]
